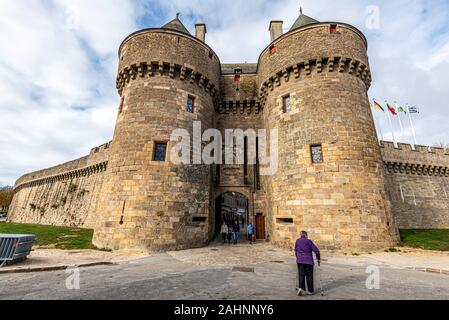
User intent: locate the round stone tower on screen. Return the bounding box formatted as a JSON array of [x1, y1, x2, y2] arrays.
[[259, 12, 398, 251], [93, 16, 221, 251]]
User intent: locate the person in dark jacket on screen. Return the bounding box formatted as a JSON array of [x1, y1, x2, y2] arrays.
[[226, 225, 232, 245], [295, 231, 321, 296], [232, 221, 240, 244]]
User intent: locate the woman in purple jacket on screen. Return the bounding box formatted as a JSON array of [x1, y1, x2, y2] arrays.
[[295, 231, 321, 296]]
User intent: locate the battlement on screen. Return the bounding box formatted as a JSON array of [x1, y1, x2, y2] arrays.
[[14, 142, 111, 191], [380, 141, 449, 176]]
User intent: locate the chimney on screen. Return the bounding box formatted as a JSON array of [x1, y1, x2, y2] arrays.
[[195, 24, 207, 42], [269, 20, 283, 42]]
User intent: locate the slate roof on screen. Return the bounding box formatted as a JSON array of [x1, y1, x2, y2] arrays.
[[290, 12, 319, 31], [162, 16, 191, 35]]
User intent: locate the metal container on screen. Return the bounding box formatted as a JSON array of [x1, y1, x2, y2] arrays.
[[0, 234, 35, 267]]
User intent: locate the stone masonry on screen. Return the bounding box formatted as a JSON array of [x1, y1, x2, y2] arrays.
[[7, 11, 449, 252]]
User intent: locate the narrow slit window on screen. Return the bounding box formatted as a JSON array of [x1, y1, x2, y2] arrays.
[[187, 96, 195, 113], [153, 142, 167, 162], [311, 144, 324, 164], [283, 95, 291, 113], [276, 218, 294, 225], [193, 217, 207, 223]]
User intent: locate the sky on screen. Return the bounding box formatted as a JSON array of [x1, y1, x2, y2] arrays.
[[1, 0, 449, 186]]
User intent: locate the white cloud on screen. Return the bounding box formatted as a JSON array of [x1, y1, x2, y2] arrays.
[[1, 0, 449, 185]]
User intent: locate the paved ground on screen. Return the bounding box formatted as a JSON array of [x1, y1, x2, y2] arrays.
[[1, 242, 449, 300], [0, 249, 147, 273]]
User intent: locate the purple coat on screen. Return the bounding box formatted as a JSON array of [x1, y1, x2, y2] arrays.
[[295, 236, 321, 266]]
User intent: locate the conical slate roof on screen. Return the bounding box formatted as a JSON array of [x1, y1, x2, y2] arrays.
[[290, 10, 319, 31], [162, 14, 191, 35]]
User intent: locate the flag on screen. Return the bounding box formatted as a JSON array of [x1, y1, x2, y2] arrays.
[[397, 106, 407, 114], [387, 103, 397, 116], [408, 106, 419, 114], [373, 100, 385, 112]]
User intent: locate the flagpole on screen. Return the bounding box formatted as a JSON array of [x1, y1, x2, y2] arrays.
[[385, 101, 397, 147], [371, 102, 384, 144], [407, 103, 418, 149], [395, 102, 404, 142]]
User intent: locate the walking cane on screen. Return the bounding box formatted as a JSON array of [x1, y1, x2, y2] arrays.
[[316, 261, 325, 297]]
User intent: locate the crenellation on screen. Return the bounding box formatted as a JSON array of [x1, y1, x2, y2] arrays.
[[10, 12, 445, 253]]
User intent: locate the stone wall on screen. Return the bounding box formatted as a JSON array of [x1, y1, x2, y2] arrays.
[[92, 29, 220, 252], [8, 143, 110, 228], [381, 141, 449, 229], [258, 23, 397, 251]]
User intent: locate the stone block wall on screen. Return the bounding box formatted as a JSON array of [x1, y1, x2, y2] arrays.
[[92, 29, 220, 252], [8, 143, 110, 228], [257, 23, 396, 251], [381, 141, 449, 229]]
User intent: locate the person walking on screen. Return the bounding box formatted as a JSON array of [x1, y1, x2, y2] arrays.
[[232, 220, 240, 244], [295, 231, 321, 296], [226, 225, 232, 245], [220, 222, 228, 244], [247, 222, 255, 245]]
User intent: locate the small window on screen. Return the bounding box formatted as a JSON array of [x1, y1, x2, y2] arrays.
[[311, 144, 324, 164], [282, 95, 291, 113], [209, 51, 214, 59], [276, 218, 293, 225], [269, 45, 276, 55], [118, 97, 124, 114], [193, 217, 207, 223], [153, 142, 167, 162], [330, 24, 338, 34], [187, 96, 195, 113]]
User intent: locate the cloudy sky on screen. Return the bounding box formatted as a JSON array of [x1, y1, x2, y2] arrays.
[[1, 0, 449, 186]]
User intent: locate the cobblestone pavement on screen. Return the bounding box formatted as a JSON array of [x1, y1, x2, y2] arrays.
[[1, 242, 448, 300]]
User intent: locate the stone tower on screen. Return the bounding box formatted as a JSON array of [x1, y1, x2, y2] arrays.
[[92, 16, 221, 251], [259, 11, 398, 250], [8, 10, 401, 253]]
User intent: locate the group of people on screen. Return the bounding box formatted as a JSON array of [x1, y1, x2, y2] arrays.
[[220, 221, 255, 245]]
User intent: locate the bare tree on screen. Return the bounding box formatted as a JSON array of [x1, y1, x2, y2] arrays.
[[0, 186, 14, 210]]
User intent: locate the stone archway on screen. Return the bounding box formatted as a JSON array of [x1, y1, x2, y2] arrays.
[[213, 189, 253, 240]]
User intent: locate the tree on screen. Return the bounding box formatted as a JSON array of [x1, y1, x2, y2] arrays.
[[0, 186, 14, 209]]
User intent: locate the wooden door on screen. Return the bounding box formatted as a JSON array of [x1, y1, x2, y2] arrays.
[[255, 214, 265, 240]]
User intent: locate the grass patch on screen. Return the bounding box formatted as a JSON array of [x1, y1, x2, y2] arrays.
[[0, 222, 103, 250], [400, 229, 449, 252]]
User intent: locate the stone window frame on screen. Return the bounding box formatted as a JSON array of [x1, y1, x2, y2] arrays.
[[187, 95, 196, 113], [399, 185, 417, 206], [310, 144, 324, 164], [153, 141, 168, 162], [282, 94, 291, 113]]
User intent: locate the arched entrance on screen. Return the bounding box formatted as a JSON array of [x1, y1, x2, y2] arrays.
[[214, 192, 249, 238]]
